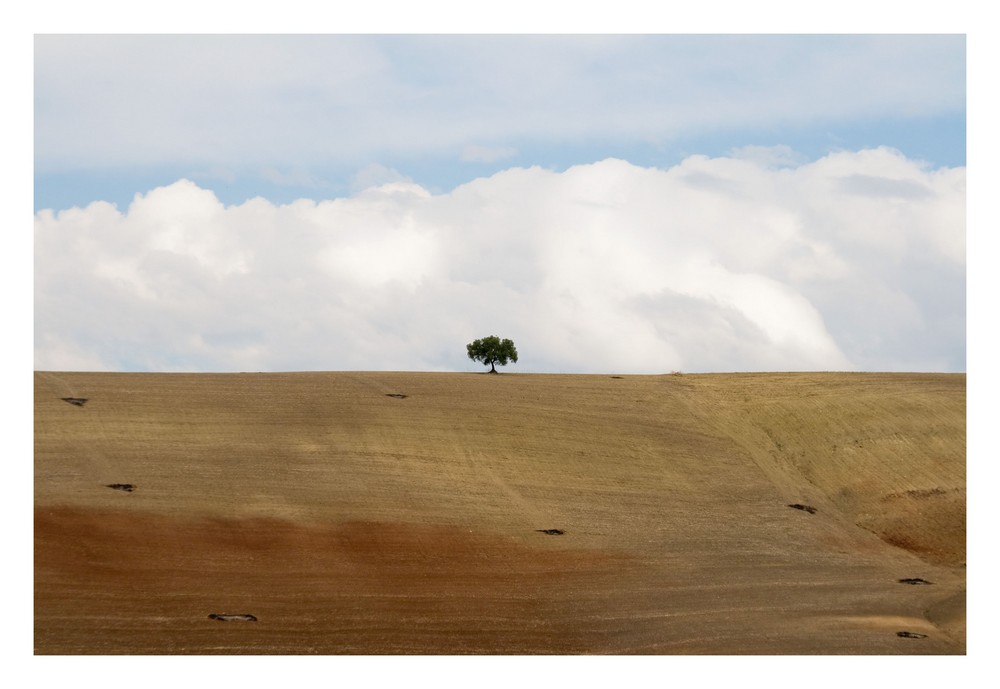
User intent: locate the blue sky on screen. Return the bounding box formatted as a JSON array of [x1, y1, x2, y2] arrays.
[[33, 33, 968, 374]]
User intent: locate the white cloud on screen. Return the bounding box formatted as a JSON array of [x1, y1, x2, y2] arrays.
[[33, 35, 964, 172], [34, 150, 965, 373]]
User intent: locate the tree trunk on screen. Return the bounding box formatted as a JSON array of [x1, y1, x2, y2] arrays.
[[490, 361, 497, 373]]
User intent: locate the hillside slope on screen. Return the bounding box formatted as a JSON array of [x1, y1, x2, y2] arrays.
[[34, 371, 965, 654]]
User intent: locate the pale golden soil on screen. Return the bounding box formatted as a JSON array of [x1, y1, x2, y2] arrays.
[[34, 371, 965, 654]]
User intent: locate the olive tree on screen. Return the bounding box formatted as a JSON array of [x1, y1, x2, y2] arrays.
[[466, 336, 518, 373]]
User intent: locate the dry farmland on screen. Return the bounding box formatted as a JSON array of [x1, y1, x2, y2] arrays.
[[34, 371, 966, 654]]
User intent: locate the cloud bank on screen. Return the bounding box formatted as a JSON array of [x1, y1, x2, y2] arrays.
[[34, 149, 965, 373]]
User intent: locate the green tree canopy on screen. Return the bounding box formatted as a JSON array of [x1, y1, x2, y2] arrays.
[[466, 336, 518, 373]]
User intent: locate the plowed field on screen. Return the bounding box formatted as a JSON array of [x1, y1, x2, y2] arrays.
[[34, 371, 965, 654]]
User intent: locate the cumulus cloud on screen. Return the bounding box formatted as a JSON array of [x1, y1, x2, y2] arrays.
[[34, 149, 965, 373]]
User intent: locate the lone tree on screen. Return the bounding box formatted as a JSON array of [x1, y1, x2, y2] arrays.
[[467, 335, 518, 374]]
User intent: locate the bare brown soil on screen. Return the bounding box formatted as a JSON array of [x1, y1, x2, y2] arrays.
[[34, 371, 965, 654]]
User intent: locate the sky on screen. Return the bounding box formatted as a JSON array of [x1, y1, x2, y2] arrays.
[[33, 33, 968, 374]]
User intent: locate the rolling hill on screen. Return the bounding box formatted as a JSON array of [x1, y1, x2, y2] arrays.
[[34, 370, 966, 654]]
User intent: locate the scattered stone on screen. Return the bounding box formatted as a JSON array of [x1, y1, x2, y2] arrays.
[[386, 393, 408, 399], [788, 503, 818, 514], [896, 631, 927, 639], [905, 487, 947, 499], [883, 487, 948, 501], [536, 529, 565, 535], [898, 578, 934, 585], [208, 613, 258, 622], [61, 397, 88, 406], [106, 483, 135, 492]]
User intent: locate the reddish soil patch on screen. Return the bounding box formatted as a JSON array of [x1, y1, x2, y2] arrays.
[[35, 506, 628, 654]]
